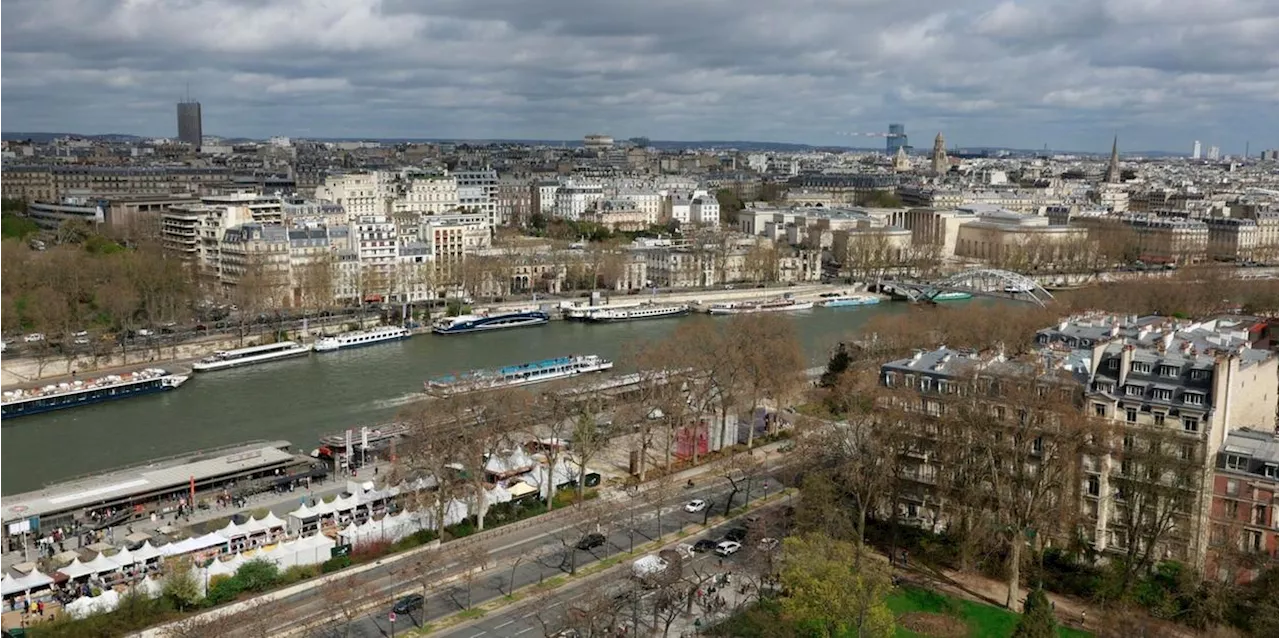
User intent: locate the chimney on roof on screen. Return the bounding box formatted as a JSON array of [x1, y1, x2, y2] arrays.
[[1111, 323, 1120, 337], [1059, 320, 1069, 331], [1162, 332, 1175, 351]]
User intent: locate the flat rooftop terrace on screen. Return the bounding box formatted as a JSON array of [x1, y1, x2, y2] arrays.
[[3, 440, 298, 524]]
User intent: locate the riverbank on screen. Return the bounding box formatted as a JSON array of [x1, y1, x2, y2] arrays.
[[0, 317, 382, 389], [1, 286, 840, 390]]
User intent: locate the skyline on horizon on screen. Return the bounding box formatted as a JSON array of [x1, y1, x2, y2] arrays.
[[2, 0, 1276, 155]]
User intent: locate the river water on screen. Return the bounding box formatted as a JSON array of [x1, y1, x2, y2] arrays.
[[1, 303, 917, 493]]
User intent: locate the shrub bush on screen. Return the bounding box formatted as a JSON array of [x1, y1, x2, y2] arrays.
[[235, 558, 280, 593], [321, 555, 352, 573], [279, 564, 320, 586], [205, 574, 244, 606]]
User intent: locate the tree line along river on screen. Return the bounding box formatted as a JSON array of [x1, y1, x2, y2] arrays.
[[0, 303, 916, 494]]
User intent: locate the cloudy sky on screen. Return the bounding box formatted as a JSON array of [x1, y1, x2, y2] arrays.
[[2, 0, 1276, 152]]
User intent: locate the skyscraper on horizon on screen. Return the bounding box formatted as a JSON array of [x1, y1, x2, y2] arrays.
[[1192, 140, 1201, 160], [1207, 146, 1220, 161], [177, 101, 202, 150], [886, 123, 908, 156]]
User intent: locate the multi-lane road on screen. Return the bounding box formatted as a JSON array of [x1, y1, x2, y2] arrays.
[[253, 469, 792, 638]]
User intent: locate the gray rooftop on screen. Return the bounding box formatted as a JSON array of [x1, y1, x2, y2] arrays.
[[2, 440, 297, 524]]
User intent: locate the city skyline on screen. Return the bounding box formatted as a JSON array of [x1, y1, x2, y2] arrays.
[[2, 0, 1276, 153]]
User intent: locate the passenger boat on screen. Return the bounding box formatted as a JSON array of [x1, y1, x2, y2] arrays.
[[431, 309, 550, 335], [818, 292, 881, 308], [314, 326, 412, 352], [191, 341, 312, 372], [424, 355, 614, 396], [931, 291, 974, 302], [1, 368, 188, 418], [706, 298, 815, 315], [586, 303, 690, 323], [562, 303, 640, 321]]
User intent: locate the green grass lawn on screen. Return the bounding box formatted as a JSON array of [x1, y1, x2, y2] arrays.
[[887, 587, 1092, 638]]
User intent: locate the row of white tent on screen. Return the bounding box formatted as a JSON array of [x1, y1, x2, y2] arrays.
[[200, 533, 337, 577], [336, 484, 517, 546], [216, 511, 287, 540], [1, 569, 55, 597]]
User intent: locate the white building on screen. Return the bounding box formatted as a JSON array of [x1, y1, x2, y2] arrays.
[[553, 181, 605, 221], [401, 174, 460, 216], [315, 172, 397, 221], [1192, 140, 1202, 160], [617, 189, 663, 225], [453, 168, 500, 226]]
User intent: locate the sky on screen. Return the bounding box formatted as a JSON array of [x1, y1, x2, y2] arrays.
[[2, 0, 1276, 153]]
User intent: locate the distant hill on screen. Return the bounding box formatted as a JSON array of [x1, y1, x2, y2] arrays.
[[2, 132, 146, 143]]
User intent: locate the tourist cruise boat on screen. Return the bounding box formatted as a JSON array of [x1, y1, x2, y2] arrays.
[[1, 368, 188, 418], [818, 292, 881, 308], [562, 302, 640, 321], [424, 355, 614, 396], [314, 326, 412, 352], [586, 303, 690, 323], [931, 291, 973, 302], [191, 341, 312, 372], [431, 309, 550, 335], [706, 298, 815, 315]]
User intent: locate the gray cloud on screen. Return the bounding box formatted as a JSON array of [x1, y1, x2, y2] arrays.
[[2, 0, 1275, 152]]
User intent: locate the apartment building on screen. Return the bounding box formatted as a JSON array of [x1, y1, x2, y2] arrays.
[[553, 181, 605, 220], [1, 165, 231, 201], [496, 175, 532, 227], [314, 172, 396, 220], [1074, 214, 1210, 265], [25, 197, 106, 229], [1203, 217, 1261, 262], [1207, 428, 1279, 583], [953, 210, 1091, 267], [530, 180, 560, 215], [453, 168, 500, 226], [583, 200, 651, 231]]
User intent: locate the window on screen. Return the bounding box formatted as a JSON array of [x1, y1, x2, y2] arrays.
[[1181, 445, 1195, 462], [1159, 365, 1179, 377], [1244, 530, 1263, 553], [1121, 459, 1134, 476], [1131, 362, 1151, 374], [1123, 434, 1135, 451], [1153, 388, 1173, 401], [1126, 408, 1138, 423], [1265, 465, 1278, 480], [1191, 369, 1209, 380], [1095, 403, 1108, 417], [1226, 480, 1239, 497], [1087, 475, 1100, 497], [1126, 385, 1144, 397], [1253, 505, 1268, 527], [1226, 454, 1249, 471], [1032, 436, 1044, 454], [1154, 412, 1166, 426], [1108, 358, 1120, 370], [1183, 418, 1200, 434], [1184, 392, 1204, 406]]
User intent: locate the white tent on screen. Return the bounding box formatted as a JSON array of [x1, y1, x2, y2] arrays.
[[1, 569, 54, 596], [161, 532, 229, 557], [310, 499, 336, 518], [294, 534, 336, 566], [110, 547, 137, 567], [0, 574, 14, 596], [288, 503, 315, 520], [132, 541, 166, 563], [224, 553, 247, 573], [65, 589, 121, 619], [239, 516, 268, 536], [59, 558, 96, 580], [444, 498, 469, 527], [487, 484, 513, 505], [330, 494, 358, 514], [220, 520, 247, 538], [257, 511, 286, 530], [486, 448, 537, 476], [204, 558, 236, 580], [134, 575, 163, 599], [83, 552, 122, 576]]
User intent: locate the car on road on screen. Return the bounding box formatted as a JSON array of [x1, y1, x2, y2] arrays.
[[73, 337, 90, 345], [684, 499, 708, 513], [23, 333, 44, 343], [71, 330, 88, 338], [724, 528, 748, 543], [391, 594, 424, 614], [757, 537, 780, 552], [715, 541, 742, 556], [576, 532, 606, 551], [691, 539, 719, 553]]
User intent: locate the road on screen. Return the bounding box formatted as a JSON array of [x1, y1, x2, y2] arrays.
[[245, 467, 792, 637], [430, 513, 776, 638]]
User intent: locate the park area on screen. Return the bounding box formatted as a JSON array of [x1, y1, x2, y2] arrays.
[[887, 587, 1090, 638]]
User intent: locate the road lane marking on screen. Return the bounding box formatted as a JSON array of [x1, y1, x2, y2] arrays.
[[495, 620, 515, 629], [469, 632, 487, 638], [515, 628, 533, 635]]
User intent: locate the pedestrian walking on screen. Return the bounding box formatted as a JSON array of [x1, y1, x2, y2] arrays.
[[38, 600, 44, 617]]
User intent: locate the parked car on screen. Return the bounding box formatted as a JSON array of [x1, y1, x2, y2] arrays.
[[23, 333, 44, 343], [71, 330, 88, 338], [392, 594, 424, 615], [715, 541, 742, 556], [691, 539, 719, 553], [684, 499, 708, 513], [576, 532, 606, 551], [757, 537, 780, 552], [724, 528, 748, 543]]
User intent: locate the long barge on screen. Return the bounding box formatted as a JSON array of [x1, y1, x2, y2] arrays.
[[1, 368, 187, 419], [191, 341, 312, 372], [424, 355, 613, 396]]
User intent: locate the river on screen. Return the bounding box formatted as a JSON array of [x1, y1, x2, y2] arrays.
[[1, 303, 917, 493]]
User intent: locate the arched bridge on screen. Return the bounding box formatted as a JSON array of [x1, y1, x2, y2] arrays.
[[881, 269, 1055, 307]]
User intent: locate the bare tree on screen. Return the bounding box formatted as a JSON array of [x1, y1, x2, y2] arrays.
[[460, 544, 490, 610], [733, 314, 805, 448], [719, 452, 765, 518]]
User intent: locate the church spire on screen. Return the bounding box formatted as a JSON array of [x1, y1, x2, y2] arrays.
[[1104, 135, 1121, 183], [930, 132, 948, 175]]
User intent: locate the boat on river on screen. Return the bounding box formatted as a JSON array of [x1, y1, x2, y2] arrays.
[[191, 341, 312, 372], [424, 355, 613, 396], [706, 298, 815, 315], [314, 326, 412, 352], [931, 291, 973, 302], [432, 309, 550, 335], [1, 368, 187, 418], [586, 303, 690, 323], [818, 293, 881, 308]]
